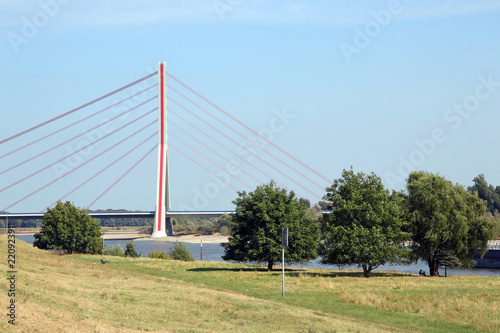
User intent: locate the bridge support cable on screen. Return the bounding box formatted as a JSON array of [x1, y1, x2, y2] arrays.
[[0, 96, 157, 176], [168, 87, 325, 193], [169, 118, 263, 185], [0, 84, 157, 160], [0, 72, 157, 145], [169, 98, 321, 200], [167, 72, 331, 184], [0, 109, 157, 194], [46, 132, 157, 210], [169, 108, 282, 190], [170, 131, 253, 190], [169, 100, 290, 191], [86, 145, 157, 210], [169, 142, 240, 192], [1, 85, 157, 160], [2, 121, 157, 212]]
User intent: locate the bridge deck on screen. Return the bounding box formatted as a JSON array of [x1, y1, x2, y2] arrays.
[[0, 211, 235, 219]]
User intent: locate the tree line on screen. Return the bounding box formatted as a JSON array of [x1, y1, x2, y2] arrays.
[[30, 169, 500, 277], [222, 169, 500, 277], [0, 211, 150, 229], [171, 216, 231, 235]]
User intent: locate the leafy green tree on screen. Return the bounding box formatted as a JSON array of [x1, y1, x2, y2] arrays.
[[215, 215, 232, 236], [168, 241, 195, 261], [222, 181, 319, 271], [317, 201, 332, 211], [124, 241, 141, 257], [299, 198, 311, 208], [307, 203, 323, 221], [320, 168, 411, 278], [34, 201, 102, 254], [21, 219, 42, 228], [407, 171, 498, 276], [468, 174, 500, 214]]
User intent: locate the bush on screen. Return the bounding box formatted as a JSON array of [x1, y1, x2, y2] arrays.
[[198, 220, 215, 235], [147, 251, 171, 260], [139, 225, 153, 234], [219, 225, 230, 236], [168, 241, 195, 261], [103, 244, 124, 257], [124, 241, 141, 257]]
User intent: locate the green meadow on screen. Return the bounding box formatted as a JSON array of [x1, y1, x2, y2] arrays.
[[0, 236, 499, 332]]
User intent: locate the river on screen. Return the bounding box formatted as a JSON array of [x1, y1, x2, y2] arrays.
[[17, 234, 500, 277]]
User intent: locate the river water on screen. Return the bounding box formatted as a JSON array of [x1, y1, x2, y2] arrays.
[[17, 234, 500, 277]]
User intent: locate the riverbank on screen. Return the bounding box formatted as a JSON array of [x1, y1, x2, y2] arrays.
[[138, 233, 229, 244], [101, 231, 229, 243], [2, 235, 499, 333], [18, 231, 229, 243]]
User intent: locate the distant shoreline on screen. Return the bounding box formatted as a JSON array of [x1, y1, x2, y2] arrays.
[[14, 231, 229, 244], [134, 233, 229, 244]]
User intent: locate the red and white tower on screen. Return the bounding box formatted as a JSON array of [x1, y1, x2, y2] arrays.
[[152, 62, 171, 237]]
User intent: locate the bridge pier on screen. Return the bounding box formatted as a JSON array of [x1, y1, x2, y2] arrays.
[[166, 217, 175, 236], [152, 61, 170, 238]]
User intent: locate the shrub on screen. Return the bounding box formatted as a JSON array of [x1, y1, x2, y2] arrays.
[[147, 251, 171, 260], [168, 241, 195, 261], [124, 241, 141, 257], [219, 225, 230, 236], [198, 220, 215, 235], [139, 225, 153, 234], [103, 244, 124, 257]]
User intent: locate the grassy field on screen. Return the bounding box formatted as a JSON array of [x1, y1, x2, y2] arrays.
[[0, 236, 499, 332]]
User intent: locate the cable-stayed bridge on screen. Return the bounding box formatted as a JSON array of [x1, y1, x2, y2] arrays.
[[0, 62, 331, 237]]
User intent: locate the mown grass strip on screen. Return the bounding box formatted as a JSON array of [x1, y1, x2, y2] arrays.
[[85, 255, 499, 333], [0, 237, 406, 332]]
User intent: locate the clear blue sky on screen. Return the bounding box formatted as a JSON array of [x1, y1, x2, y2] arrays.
[[1, 0, 500, 212]]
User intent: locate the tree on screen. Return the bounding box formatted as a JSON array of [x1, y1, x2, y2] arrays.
[[407, 171, 498, 276], [468, 174, 500, 214], [222, 181, 319, 271], [124, 241, 141, 257], [317, 201, 332, 211], [299, 198, 311, 208], [307, 203, 323, 220], [34, 201, 102, 254], [320, 168, 411, 277]]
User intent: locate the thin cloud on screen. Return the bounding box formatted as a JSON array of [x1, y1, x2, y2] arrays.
[[398, 0, 500, 21], [1, 0, 500, 31]]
